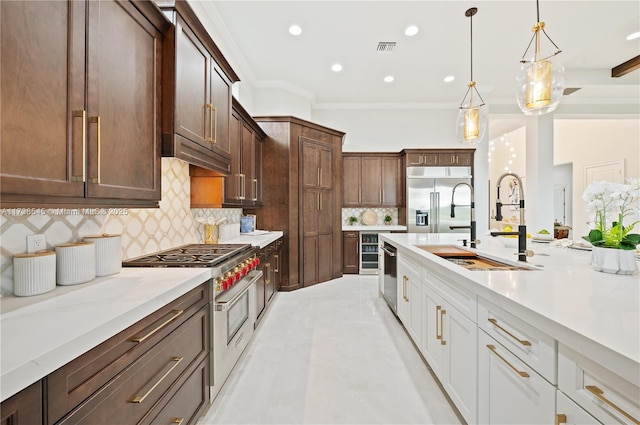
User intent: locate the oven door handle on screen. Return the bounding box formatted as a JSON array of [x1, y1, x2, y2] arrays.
[[215, 270, 263, 311]]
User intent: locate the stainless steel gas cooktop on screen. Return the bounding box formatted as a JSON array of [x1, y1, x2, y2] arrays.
[[122, 244, 254, 267]]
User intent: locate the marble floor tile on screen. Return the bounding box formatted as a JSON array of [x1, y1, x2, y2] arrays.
[[199, 275, 461, 425]]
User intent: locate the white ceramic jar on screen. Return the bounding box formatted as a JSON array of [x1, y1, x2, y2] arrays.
[[83, 234, 122, 276], [55, 241, 96, 285], [13, 251, 57, 296]]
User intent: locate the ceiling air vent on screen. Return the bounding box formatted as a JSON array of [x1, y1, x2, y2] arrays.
[[376, 42, 397, 52], [563, 87, 581, 96]]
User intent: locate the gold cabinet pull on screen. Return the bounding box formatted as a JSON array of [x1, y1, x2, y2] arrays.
[[265, 263, 271, 285], [90, 116, 101, 184], [72, 110, 86, 182], [238, 174, 245, 200], [488, 318, 532, 346], [487, 344, 529, 377], [131, 356, 183, 403], [585, 385, 640, 424], [172, 419, 184, 425], [130, 310, 184, 343], [555, 414, 567, 425], [274, 254, 279, 273], [402, 276, 408, 302], [440, 309, 446, 345], [206, 104, 217, 143], [252, 178, 258, 201]]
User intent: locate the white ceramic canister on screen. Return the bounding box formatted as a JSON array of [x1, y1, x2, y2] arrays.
[[83, 234, 122, 277], [55, 241, 96, 285], [13, 251, 57, 296]]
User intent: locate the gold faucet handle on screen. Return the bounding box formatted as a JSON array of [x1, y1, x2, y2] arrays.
[[513, 249, 534, 257]]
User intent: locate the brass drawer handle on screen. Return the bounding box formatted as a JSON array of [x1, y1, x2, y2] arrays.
[[274, 254, 279, 273], [131, 356, 183, 403], [487, 344, 529, 377], [585, 385, 640, 424], [555, 414, 566, 425], [172, 419, 184, 425], [72, 110, 86, 182], [488, 318, 532, 346], [130, 310, 184, 343]]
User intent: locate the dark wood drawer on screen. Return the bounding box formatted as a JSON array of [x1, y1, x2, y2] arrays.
[[1, 381, 42, 425], [142, 357, 210, 425], [47, 282, 210, 425], [56, 306, 209, 425]]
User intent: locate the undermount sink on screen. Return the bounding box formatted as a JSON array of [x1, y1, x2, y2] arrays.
[[415, 245, 535, 271]]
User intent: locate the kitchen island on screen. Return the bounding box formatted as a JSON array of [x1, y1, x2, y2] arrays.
[[380, 232, 639, 424]]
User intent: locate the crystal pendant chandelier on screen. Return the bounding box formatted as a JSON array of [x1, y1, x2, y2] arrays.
[[456, 7, 487, 145], [516, 0, 565, 115]]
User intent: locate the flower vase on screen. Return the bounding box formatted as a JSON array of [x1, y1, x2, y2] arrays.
[[590, 246, 637, 275]]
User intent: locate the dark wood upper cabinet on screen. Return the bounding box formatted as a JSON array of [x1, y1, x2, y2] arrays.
[[1, 0, 167, 207], [158, 0, 238, 175], [403, 149, 474, 168], [342, 153, 401, 207]]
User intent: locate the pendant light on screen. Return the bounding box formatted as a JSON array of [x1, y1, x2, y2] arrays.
[[516, 0, 565, 115], [456, 7, 487, 145]]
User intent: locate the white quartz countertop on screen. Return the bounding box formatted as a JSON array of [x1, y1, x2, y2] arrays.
[[0, 268, 211, 402], [342, 225, 407, 232], [380, 233, 640, 385], [219, 231, 283, 248]]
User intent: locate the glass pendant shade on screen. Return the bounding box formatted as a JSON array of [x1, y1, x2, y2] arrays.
[[456, 99, 487, 144], [516, 18, 565, 115], [517, 58, 565, 115]]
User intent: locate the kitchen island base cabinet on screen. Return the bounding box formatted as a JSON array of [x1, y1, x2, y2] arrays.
[[0, 381, 42, 425], [478, 329, 555, 424]]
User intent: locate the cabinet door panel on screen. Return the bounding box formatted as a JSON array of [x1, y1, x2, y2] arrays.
[[302, 190, 319, 236], [342, 156, 361, 206], [302, 142, 320, 188], [361, 157, 382, 204], [381, 156, 401, 206], [210, 65, 231, 156], [175, 18, 209, 148], [318, 190, 333, 235], [342, 232, 359, 274], [303, 236, 318, 286], [556, 390, 601, 425], [422, 287, 445, 379], [241, 122, 255, 202], [0, 381, 42, 425], [86, 0, 160, 200], [318, 234, 333, 282], [319, 147, 332, 190], [479, 330, 555, 424], [1, 0, 85, 198]]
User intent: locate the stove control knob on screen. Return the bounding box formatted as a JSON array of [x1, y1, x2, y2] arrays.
[[245, 259, 254, 271], [215, 277, 224, 292], [253, 257, 261, 267]]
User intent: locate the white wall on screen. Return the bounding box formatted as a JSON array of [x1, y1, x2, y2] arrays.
[[554, 119, 640, 239]]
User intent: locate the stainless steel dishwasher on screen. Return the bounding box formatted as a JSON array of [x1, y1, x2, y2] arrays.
[[381, 242, 397, 314]]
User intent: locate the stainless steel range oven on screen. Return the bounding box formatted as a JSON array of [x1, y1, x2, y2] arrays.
[[123, 243, 263, 402]]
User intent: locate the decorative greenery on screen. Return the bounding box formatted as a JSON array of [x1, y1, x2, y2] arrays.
[[349, 216, 358, 225], [582, 178, 640, 250], [384, 215, 392, 223]]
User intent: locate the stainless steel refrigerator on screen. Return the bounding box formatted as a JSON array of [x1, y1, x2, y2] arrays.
[[407, 166, 473, 233]]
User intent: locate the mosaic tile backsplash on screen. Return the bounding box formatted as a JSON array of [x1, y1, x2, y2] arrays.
[[0, 158, 241, 296], [341, 208, 399, 226]]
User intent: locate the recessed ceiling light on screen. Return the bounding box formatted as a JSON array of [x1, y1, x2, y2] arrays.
[[405, 25, 419, 37], [384, 76, 394, 83], [443, 75, 455, 83], [626, 31, 640, 40], [289, 25, 302, 36], [331, 63, 343, 72]]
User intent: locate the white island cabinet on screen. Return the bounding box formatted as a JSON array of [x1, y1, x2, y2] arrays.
[[379, 232, 639, 425]]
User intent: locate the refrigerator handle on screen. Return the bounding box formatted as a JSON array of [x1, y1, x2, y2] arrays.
[[435, 192, 440, 231]]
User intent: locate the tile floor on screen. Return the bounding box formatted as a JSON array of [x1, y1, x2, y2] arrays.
[[199, 275, 462, 424]]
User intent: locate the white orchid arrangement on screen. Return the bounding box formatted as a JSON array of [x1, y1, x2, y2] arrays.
[[582, 178, 640, 250]]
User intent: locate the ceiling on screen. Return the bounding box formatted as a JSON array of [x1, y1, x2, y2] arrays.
[[197, 1, 640, 138]]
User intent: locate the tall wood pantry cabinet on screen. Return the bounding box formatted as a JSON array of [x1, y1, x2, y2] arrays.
[[247, 117, 345, 291], [1, 0, 168, 207]]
